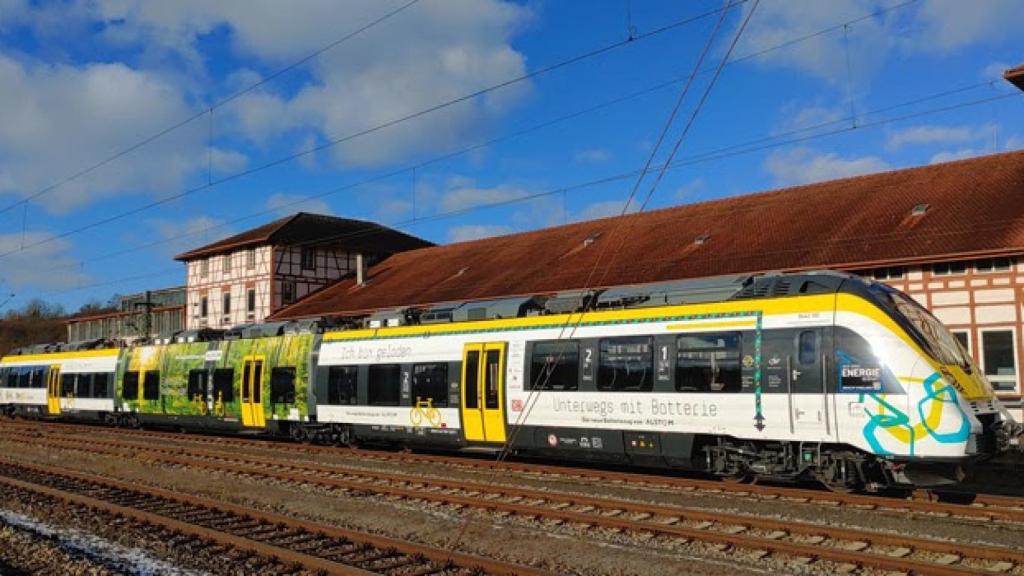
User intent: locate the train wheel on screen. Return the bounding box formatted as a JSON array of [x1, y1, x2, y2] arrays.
[[817, 456, 861, 493]]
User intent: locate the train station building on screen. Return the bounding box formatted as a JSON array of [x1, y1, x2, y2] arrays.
[[267, 151, 1024, 418]]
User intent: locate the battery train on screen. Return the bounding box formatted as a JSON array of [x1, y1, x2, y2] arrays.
[[1, 271, 1018, 490]]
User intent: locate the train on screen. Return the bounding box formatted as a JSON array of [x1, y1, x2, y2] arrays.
[[1, 271, 1019, 491]]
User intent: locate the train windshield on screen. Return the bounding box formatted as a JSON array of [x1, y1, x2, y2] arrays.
[[869, 284, 972, 370]]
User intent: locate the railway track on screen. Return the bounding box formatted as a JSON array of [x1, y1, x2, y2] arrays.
[[5, 419, 1023, 525], [4, 425, 1024, 575], [0, 457, 549, 576]]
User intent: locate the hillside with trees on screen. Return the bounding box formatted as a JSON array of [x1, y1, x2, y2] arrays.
[[0, 298, 117, 356]]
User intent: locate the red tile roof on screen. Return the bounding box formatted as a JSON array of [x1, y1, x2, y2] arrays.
[[1006, 64, 1024, 91], [174, 212, 432, 261], [271, 151, 1024, 320]]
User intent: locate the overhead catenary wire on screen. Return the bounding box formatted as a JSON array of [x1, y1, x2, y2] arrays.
[[26, 0, 969, 279], [31, 84, 1021, 287], [0, 2, 743, 263], [0, 0, 423, 219]]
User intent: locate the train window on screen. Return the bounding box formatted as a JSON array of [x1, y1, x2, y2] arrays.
[[187, 370, 207, 402], [676, 333, 741, 393], [212, 369, 234, 403], [6, 369, 17, 388], [598, 337, 653, 392], [798, 331, 818, 366], [412, 363, 448, 407], [251, 361, 263, 404], [93, 373, 110, 398], [368, 364, 401, 406], [327, 366, 358, 405], [60, 373, 76, 397], [529, 341, 579, 391], [18, 368, 32, 389], [31, 368, 45, 388], [75, 374, 92, 398], [484, 350, 501, 409], [270, 367, 297, 405], [142, 370, 160, 401], [464, 352, 480, 409], [122, 371, 139, 400]]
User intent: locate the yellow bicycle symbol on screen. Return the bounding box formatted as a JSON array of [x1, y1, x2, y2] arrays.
[[410, 397, 442, 427]]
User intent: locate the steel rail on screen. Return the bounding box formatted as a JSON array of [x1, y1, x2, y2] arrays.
[[4, 419, 1021, 523], [7, 429, 1022, 575], [0, 456, 552, 576]]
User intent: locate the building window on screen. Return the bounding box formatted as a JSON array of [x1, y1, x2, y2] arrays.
[[327, 366, 358, 405], [301, 247, 316, 271], [951, 331, 971, 355], [222, 293, 231, 316], [200, 258, 209, 277], [975, 257, 1013, 273], [529, 340, 579, 391], [368, 364, 401, 406], [247, 248, 256, 268], [598, 336, 653, 391], [200, 296, 209, 318], [981, 330, 1017, 391], [412, 363, 448, 407], [281, 281, 295, 305], [932, 261, 967, 276], [872, 266, 904, 280], [223, 254, 232, 275], [676, 333, 742, 393], [247, 289, 256, 315]]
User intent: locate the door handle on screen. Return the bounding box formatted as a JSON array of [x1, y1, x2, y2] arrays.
[[792, 369, 802, 380]]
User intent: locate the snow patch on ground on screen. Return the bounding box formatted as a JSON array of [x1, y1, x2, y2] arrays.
[[0, 509, 208, 576]]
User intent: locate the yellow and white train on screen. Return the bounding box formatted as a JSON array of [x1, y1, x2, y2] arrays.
[[2, 271, 1018, 490]]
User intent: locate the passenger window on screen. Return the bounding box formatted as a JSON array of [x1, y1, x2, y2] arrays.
[[75, 373, 92, 398], [93, 373, 110, 398], [142, 370, 160, 401], [676, 333, 742, 393], [327, 366, 359, 405], [60, 373, 76, 397], [798, 331, 818, 366], [270, 367, 296, 405], [368, 364, 401, 406], [412, 363, 448, 407], [122, 371, 139, 400], [187, 370, 207, 401], [31, 369, 45, 389], [212, 369, 234, 403], [19, 368, 32, 389], [529, 341, 579, 391], [6, 370, 17, 388], [463, 352, 479, 409], [598, 337, 653, 392]]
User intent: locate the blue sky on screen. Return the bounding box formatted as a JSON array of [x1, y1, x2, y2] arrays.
[[0, 0, 1021, 313]]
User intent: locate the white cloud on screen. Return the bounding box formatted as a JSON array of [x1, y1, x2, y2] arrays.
[[911, 0, 1024, 53], [776, 101, 846, 133], [763, 147, 889, 186], [1005, 135, 1024, 151], [674, 178, 706, 201], [149, 215, 230, 256], [86, 0, 534, 168], [929, 148, 987, 164], [0, 231, 88, 289], [885, 124, 995, 150], [573, 148, 611, 164], [447, 224, 512, 242], [0, 53, 241, 213], [577, 198, 640, 221], [264, 192, 332, 216], [439, 178, 532, 213]]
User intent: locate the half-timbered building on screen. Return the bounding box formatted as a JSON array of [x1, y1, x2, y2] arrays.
[[174, 213, 431, 330]]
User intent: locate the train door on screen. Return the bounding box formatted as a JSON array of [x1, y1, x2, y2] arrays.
[[46, 365, 61, 415], [241, 356, 266, 428], [790, 329, 833, 438], [460, 342, 507, 443]]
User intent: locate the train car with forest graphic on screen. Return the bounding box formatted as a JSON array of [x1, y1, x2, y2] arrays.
[[1, 271, 1018, 491]]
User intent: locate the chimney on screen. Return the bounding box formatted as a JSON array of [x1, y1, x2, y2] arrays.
[[356, 253, 367, 286]]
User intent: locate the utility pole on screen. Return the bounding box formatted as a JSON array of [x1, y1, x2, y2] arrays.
[[133, 290, 157, 337]]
